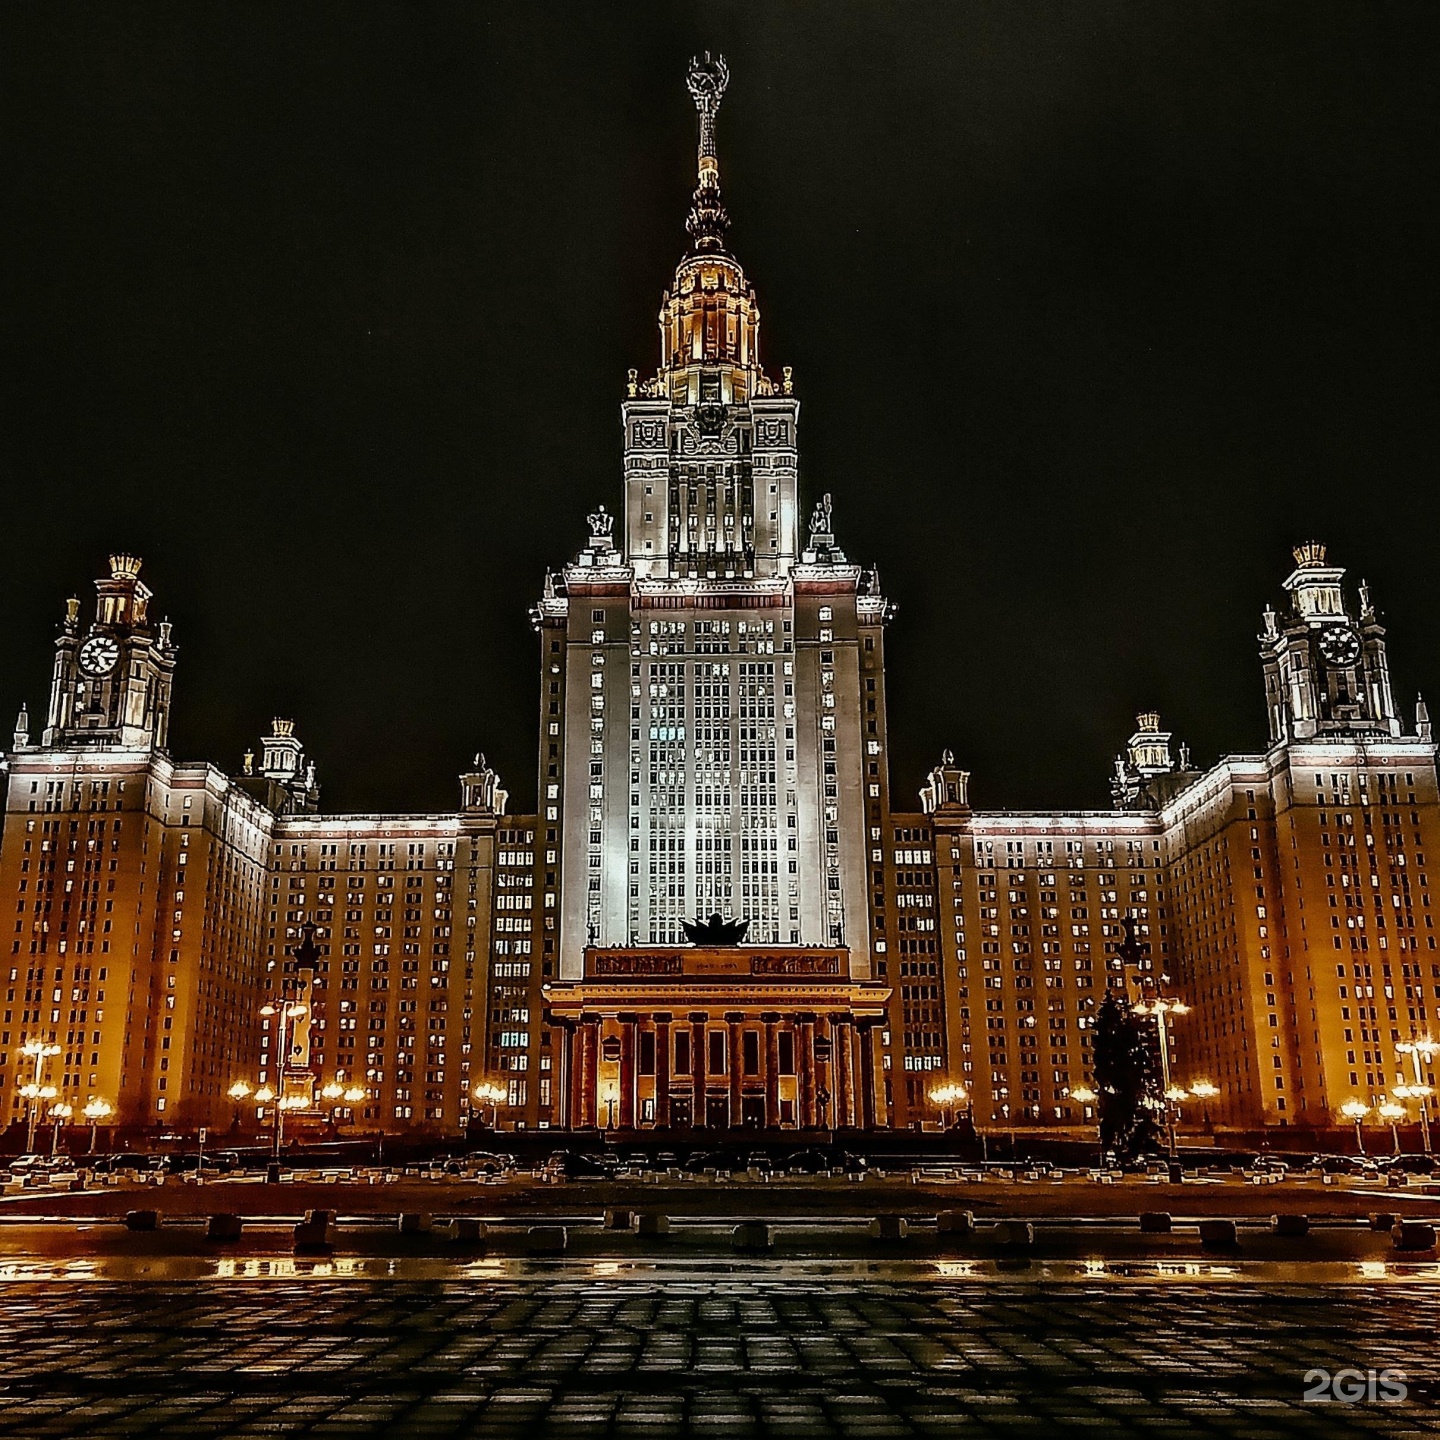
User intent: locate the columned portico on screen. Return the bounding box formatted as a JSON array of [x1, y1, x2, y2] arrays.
[[543, 945, 891, 1133]]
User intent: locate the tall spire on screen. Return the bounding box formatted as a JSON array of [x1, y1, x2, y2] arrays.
[[685, 52, 730, 253]]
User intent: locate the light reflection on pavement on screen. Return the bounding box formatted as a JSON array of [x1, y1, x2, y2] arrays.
[[0, 1253, 1438, 1283]]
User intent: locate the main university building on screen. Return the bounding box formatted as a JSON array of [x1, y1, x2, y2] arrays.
[[3, 59, 1438, 1143]]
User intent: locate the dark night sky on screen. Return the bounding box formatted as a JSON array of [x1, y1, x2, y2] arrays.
[[2, 3, 1437, 816]]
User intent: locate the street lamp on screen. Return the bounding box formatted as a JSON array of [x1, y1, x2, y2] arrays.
[[1133, 994, 1192, 1160], [1378, 1100, 1406, 1156], [320, 1081, 367, 1130], [1340, 1099, 1370, 1155], [19, 1083, 57, 1154], [227, 1079, 253, 1132], [599, 1078, 619, 1130], [82, 1098, 113, 1154], [472, 1081, 507, 1131], [928, 1082, 969, 1129], [1395, 1037, 1436, 1154], [1188, 1079, 1219, 1132], [47, 1102, 73, 1158], [18, 1040, 62, 1153]]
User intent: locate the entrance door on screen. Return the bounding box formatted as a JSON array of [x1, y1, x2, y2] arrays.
[[705, 1095, 730, 1129], [669, 1096, 693, 1129], [740, 1095, 766, 1129]]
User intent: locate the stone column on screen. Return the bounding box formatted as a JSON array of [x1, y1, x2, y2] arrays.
[[814, 1014, 833, 1131], [690, 1013, 707, 1127], [797, 1012, 816, 1129], [560, 1021, 576, 1130], [578, 1019, 599, 1128], [618, 1012, 638, 1130], [858, 1021, 877, 1131], [831, 1013, 852, 1130], [654, 1013, 671, 1129], [726, 1012, 744, 1127], [762, 1012, 781, 1128]]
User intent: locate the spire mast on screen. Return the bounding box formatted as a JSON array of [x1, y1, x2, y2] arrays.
[[685, 52, 731, 253]]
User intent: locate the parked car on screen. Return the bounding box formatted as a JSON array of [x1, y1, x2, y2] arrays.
[[90, 1152, 162, 1174], [162, 1151, 239, 1174], [6, 1154, 61, 1174], [544, 1149, 620, 1181], [463, 1151, 513, 1176], [784, 1149, 830, 1175], [1377, 1153, 1437, 1176]]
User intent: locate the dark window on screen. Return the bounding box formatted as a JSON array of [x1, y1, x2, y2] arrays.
[[742, 1030, 760, 1075]]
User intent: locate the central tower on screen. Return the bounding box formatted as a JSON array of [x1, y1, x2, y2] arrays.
[[535, 57, 890, 981]]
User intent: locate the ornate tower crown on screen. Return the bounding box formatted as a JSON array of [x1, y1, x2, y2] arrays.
[[1292, 541, 1327, 568], [108, 553, 143, 580]]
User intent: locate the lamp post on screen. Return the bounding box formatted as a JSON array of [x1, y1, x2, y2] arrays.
[[472, 1081, 507, 1132], [1188, 1078, 1219, 1132], [18, 1040, 62, 1153], [1068, 1085, 1100, 1163], [599, 1078, 619, 1131], [1340, 1099, 1369, 1155], [82, 1098, 113, 1154], [1378, 1100, 1406, 1156], [48, 1102, 73, 1158], [320, 1081, 368, 1131], [928, 1082, 969, 1130], [19, 1083, 57, 1154], [1133, 994, 1191, 1159], [1396, 1037, 1436, 1154], [227, 1080, 253, 1133]]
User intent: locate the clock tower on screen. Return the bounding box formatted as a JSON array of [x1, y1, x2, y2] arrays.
[[1259, 542, 1401, 743], [42, 553, 177, 751]]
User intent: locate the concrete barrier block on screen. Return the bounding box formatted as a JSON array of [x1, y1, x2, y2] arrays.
[[1391, 1221, 1437, 1252], [293, 1219, 332, 1254], [124, 1210, 160, 1231], [398, 1212, 433, 1235], [868, 1215, 909, 1241], [993, 1221, 1034, 1249], [636, 1212, 670, 1237], [1199, 1219, 1238, 1248], [206, 1213, 243, 1242], [604, 1209, 636, 1231], [526, 1225, 568, 1254], [936, 1209, 975, 1236], [732, 1222, 773, 1251], [1139, 1212, 1173, 1233], [1271, 1213, 1310, 1237]]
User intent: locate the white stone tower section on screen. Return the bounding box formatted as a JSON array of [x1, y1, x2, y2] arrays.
[[535, 56, 891, 979]]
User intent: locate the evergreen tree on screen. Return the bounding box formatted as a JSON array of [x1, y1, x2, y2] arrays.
[[1094, 988, 1161, 1161]]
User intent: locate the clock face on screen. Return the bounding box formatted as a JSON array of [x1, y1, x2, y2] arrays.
[[1318, 625, 1361, 667], [78, 634, 120, 677]]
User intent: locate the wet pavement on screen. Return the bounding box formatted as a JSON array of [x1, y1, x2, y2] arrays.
[[0, 1270, 1436, 1437]]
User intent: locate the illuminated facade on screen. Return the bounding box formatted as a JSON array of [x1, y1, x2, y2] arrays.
[[2, 61, 1437, 1142]]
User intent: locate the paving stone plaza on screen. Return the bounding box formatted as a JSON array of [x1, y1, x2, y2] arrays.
[[0, 1275, 1435, 1438]]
